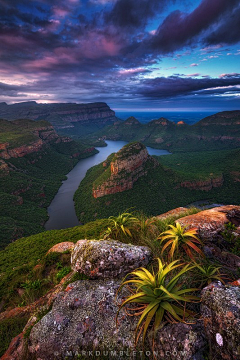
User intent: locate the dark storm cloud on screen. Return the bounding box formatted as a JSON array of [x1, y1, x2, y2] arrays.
[[148, 0, 240, 53], [0, 82, 26, 97], [0, 0, 240, 107], [205, 5, 240, 46], [138, 74, 240, 99], [105, 0, 171, 29]]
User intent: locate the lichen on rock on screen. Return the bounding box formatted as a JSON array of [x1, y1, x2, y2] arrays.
[[71, 239, 152, 279], [201, 281, 240, 360]]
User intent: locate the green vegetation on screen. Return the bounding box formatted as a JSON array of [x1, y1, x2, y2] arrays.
[[56, 266, 72, 281], [103, 212, 139, 241], [193, 263, 227, 287], [0, 219, 109, 309], [0, 118, 98, 249], [93, 153, 115, 188], [117, 259, 199, 345], [0, 315, 29, 357], [158, 148, 240, 180], [0, 119, 50, 148], [74, 147, 240, 224]]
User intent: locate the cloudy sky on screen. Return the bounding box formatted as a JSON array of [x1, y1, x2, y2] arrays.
[[0, 0, 240, 111]]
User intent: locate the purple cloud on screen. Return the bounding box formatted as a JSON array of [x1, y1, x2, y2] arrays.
[[148, 0, 239, 53]]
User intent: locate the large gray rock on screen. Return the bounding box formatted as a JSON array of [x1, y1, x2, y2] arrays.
[[28, 280, 137, 359], [152, 322, 206, 360], [201, 282, 240, 360], [71, 239, 152, 279], [28, 280, 207, 360]]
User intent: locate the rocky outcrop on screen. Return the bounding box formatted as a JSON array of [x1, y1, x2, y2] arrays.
[[93, 142, 158, 198], [47, 242, 75, 254], [27, 279, 207, 360], [28, 280, 137, 360], [203, 245, 240, 270], [71, 239, 152, 279], [177, 205, 240, 240], [0, 101, 117, 129], [152, 322, 206, 360], [0, 124, 61, 159], [0, 139, 45, 159], [177, 121, 187, 125], [148, 118, 172, 127], [201, 282, 240, 360], [180, 175, 223, 191], [0, 159, 9, 174], [156, 207, 189, 220]]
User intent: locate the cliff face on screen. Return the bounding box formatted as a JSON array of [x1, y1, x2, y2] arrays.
[[0, 123, 64, 159], [179, 175, 224, 191], [93, 142, 158, 198], [0, 101, 117, 129]]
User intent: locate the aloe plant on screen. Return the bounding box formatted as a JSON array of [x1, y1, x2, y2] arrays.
[[158, 222, 204, 260], [116, 259, 199, 345], [103, 212, 139, 240], [194, 262, 227, 287]]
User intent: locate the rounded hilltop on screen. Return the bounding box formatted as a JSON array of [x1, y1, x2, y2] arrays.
[[115, 141, 147, 160]]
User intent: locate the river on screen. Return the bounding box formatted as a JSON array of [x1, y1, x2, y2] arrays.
[[45, 141, 170, 230]]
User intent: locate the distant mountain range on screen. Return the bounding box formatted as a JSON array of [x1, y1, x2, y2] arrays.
[[95, 110, 240, 152], [0, 101, 117, 134]]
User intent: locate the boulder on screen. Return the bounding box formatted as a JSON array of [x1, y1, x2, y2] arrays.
[[28, 280, 138, 359], [47, 242, 74, 254], [178, 205, 240, 240], [28, 280, 207, 360], [201, 282, 240, 360], [71, 239, 152, 279], [151, 322, 207, 360], [203, 245, 240, 271]]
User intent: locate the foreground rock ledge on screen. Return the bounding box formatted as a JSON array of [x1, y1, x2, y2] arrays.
[[201, 281, 240, 360], [28, 280, 206, 360], [178, 205, 240, 240], [71, 239, 152, 279]]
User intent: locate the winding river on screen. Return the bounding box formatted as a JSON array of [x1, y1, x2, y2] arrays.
[[45, 141, 170, 230]]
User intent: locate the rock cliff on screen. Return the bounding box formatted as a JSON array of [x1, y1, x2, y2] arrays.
[[0, 122, 69, 159], [0, 101, 117, 130], [179, 175, 224, 191], [92, 142, 158, 198]]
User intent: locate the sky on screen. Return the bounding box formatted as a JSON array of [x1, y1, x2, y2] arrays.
[[0, 0, 240, 111]]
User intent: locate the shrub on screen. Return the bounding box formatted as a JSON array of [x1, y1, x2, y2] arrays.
[[103, 212, 139, 242], [56, 266, 72, 282], [193, 262, 227, 288], [116, 259, 199, 345], [158, 222, 204, 260]]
